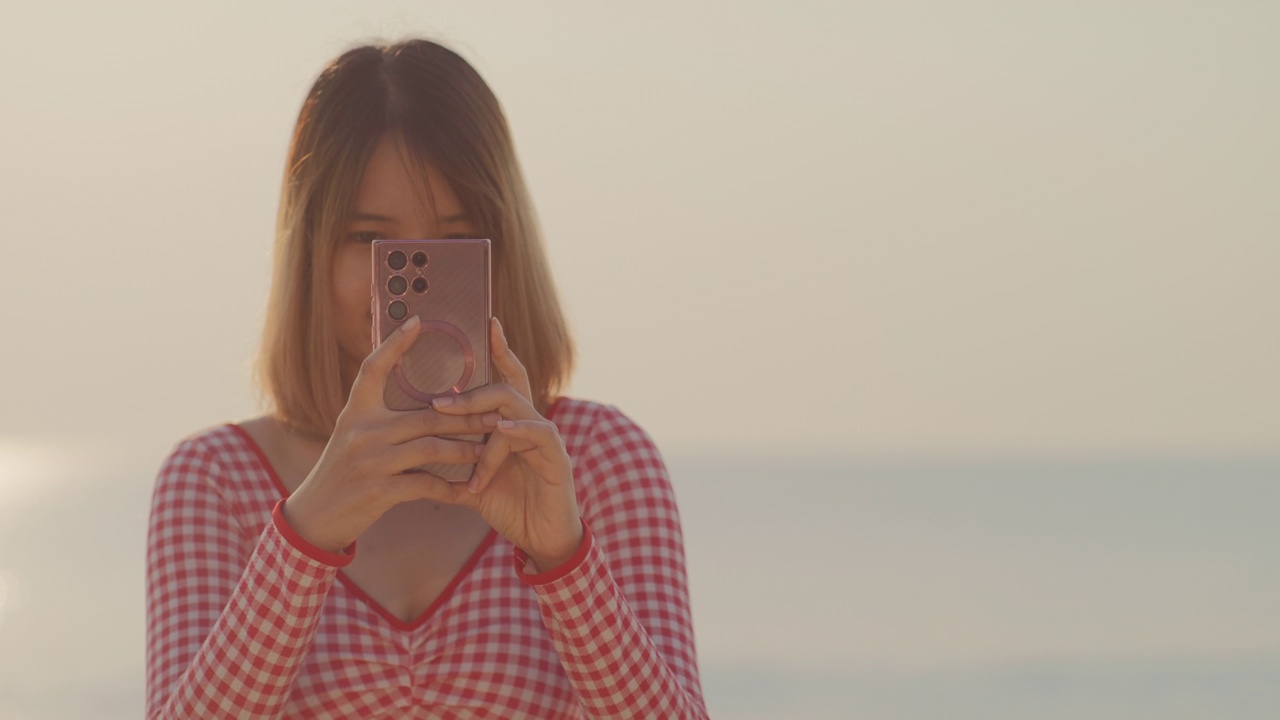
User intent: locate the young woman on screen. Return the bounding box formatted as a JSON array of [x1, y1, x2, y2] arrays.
[[145, 39, 707, 719]]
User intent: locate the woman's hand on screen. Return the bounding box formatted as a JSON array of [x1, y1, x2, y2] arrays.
[[281, 315, 498, 553], [428, 318, 583, 571]]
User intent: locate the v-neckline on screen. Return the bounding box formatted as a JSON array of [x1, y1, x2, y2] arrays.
[[225, 422, 499, 632]]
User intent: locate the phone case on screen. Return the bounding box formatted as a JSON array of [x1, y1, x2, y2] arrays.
[[371, 238, 491, 481]]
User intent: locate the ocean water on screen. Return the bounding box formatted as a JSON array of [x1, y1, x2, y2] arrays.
[[0, 434, 1276, 719], [670, 453, 1280, 718]]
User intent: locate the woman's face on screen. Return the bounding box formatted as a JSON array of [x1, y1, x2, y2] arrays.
[[331, 136, 479, 383]]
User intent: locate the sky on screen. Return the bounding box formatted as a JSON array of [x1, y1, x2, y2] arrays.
[[0, 0, 1277, 458]]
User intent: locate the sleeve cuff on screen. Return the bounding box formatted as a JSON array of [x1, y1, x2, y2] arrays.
[[512, 519, 592, 585], [272, 498, 357, 568]]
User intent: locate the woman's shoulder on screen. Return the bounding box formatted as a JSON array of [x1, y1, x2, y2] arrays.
[[547, 397, 675, 519], [160, 422, 250, 466], [548, 396, 650, 442], [153, 421, 276, 501], [547, 396, 665, 470]]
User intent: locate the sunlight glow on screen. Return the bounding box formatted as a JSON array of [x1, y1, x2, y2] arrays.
[[0, 439, 72, 510]]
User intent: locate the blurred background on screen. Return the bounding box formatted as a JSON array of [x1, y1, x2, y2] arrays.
[[1, 1, 1277, 718]]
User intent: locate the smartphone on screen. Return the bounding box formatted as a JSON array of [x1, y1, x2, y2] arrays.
[[371, 238, 491, 480]]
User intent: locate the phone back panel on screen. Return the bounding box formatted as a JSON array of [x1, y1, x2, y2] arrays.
[[372, 239, 491, 480]]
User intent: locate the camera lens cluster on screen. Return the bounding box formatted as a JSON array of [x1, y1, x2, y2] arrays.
[[384, 249, 431, 323]]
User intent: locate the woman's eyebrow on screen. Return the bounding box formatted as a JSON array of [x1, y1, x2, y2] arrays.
[[351, 211, 471, 223], [352, 211, 396, 222]]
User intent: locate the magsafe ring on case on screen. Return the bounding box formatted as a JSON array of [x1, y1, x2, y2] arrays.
[[391, 320, 476, 403]]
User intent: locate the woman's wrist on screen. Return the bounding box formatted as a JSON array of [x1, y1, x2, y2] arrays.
[[281, 492, 351, 555], [273, 498, 357, 566], [522, 520, 586, 573]]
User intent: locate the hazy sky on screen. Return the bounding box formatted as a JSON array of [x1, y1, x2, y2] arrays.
[[1, 1, 1276, 457]]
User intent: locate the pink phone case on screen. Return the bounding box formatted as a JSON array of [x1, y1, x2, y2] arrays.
[[371, 239, 491, 480]]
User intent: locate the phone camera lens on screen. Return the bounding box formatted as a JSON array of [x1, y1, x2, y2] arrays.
[[411, 251, 429, 268], [388, 300, 408, 321], [387, 275, 408, 295], [412, 277, 429, 294], [387, 251, 407, 270]]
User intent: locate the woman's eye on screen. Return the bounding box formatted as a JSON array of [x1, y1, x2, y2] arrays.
[[351, 232, 382, 243]]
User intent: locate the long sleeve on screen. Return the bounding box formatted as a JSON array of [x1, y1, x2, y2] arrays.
[[517, 405, 709, 718], [145, 437, 350, 719]]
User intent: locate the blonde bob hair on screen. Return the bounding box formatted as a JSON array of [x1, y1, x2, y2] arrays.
[[254, 39, 574, 438]]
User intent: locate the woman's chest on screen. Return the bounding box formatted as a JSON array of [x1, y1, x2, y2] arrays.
[[289, 554, 578, 718], [339, 500, 495, 625]]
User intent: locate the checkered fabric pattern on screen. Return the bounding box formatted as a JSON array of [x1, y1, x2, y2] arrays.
[[145, 398, 708, 719]]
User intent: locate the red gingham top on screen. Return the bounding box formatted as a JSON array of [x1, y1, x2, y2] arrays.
[[145, 398, 708, 719]]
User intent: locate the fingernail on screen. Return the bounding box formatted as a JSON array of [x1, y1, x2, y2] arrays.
[[432, 395, 454, 407], [468, 475, 481, 494], [474, 444, 485, 457], [482, 412, 500, 427], [403, 315, 421, 331], [498, 420, 516, 429]]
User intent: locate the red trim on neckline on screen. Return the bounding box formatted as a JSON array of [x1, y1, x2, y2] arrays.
[[225, 423, 291, 498], [336, 531, 499, 631], [224, 422, 499, 632]]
